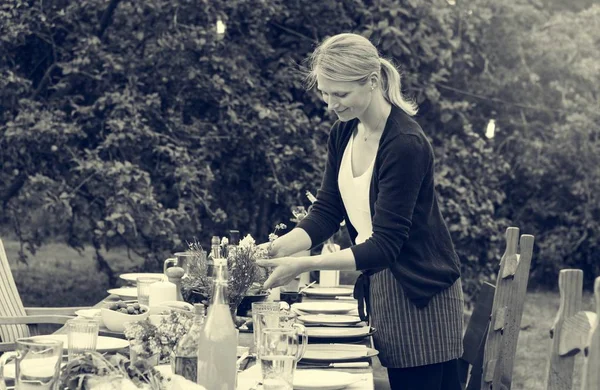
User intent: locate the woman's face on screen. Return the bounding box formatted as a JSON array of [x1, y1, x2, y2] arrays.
[[316, 73, 372, 121]]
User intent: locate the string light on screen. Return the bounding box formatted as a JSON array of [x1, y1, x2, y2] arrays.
[[485, 119, 496, 139], [215, 18, 226, 38], [446, 0, 456, 5]]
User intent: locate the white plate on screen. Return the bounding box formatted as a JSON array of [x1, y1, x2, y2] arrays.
[[294, 370, 364, 390], [307, 326, 371, 339], [119, 273, 166, 283], [107, 287, 138, 299], [292, 302, 356, 315], [303, 287, 353, 297], [3, 358, 66, 380], [302, 344, 378, 362], [31, 335, 129, 353], [298, 314, 361, 326]]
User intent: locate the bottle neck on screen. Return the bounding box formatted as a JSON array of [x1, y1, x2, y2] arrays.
[[210, 262, 229, 305], [211, 278, 229, 305]]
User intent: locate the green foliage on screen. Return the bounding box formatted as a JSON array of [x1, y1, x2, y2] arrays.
[[458, 1, 600, 289], [0, 0, 598, 299]]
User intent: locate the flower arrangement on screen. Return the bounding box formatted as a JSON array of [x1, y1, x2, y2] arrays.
[[180, 235, 268, 316], [124, 320, 161, 358], [180, 224, 288, 317], [58, 351, 205, 389], [124, 310, 193, 363]]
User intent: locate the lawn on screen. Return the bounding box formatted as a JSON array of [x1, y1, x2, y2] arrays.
[[1, 238, 596, 389]]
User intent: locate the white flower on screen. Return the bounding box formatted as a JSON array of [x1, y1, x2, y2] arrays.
[[239, 234, 256, 249]]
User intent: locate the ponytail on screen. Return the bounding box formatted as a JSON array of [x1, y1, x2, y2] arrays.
[[379, 58, 418, 116]]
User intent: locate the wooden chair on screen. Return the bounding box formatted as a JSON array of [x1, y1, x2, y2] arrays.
[[0, 237, 90, 352], [544, 269, 600, 390], [459, 280, 496, 390], [459, 227, 535, 390]]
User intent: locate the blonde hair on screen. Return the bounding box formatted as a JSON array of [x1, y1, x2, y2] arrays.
[[305, 33, 418, 116]]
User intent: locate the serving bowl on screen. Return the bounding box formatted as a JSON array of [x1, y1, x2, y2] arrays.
[[101, 302, 150, 332]]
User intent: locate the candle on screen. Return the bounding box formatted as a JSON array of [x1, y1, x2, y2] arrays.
[[148, 280, 177, 307]]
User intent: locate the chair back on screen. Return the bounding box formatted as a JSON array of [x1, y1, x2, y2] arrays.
[[544, 270, 599, 390], [481, 227, 535, 390], [0, 238, 30, 343], [459, 280, 496, 390]]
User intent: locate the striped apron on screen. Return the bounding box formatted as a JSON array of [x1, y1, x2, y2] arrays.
[[369, 272, 464, 368]]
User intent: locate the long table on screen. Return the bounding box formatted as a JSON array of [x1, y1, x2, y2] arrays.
[[53, 294, 376, 389]]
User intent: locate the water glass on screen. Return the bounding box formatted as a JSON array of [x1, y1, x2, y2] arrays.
[[258, 326, 308, 390], [251, 302, 280, 352], [67, 318, 99, 361], [137, 276, 162, 306], [0, 337, 63, 390]]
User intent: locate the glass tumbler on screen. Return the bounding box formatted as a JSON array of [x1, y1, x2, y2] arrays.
[[67, 318, 99, 361], [136, 276, 162, 306]]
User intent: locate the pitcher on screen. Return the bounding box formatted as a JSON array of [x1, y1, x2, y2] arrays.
[[164, 251, 198, 276], [258, 326, 308, 390], [0, 338, 63, 390]]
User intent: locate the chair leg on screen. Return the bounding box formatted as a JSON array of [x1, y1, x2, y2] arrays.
[[467, 329, 488, 390]]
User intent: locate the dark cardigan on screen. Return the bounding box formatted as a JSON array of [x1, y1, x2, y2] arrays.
[[297, 105, 461, 308]]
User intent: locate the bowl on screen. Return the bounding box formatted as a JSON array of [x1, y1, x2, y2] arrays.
[[149, 301, 194, 315], [100, 302, 150, 332]]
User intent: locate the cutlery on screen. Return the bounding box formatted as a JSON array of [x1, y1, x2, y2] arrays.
[[298, 281, 317, 294], [296, 361, 369, 369]]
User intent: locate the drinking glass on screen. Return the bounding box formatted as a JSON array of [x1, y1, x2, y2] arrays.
[[258, 326, 308, 390], [251, 302, 280, 352], [67, 318, 99, 361], [0, 337, 63, 390], [137, 276, 162, 306]]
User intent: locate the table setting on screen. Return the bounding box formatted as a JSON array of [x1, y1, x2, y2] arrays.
[[0, 231, 376, 390]]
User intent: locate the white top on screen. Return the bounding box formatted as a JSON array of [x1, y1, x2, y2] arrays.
[[338, 133, 376, 245]]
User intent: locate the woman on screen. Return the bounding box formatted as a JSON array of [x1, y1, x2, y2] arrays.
[[257, 33, 464, 390]]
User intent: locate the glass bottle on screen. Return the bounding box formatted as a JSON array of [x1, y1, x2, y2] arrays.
[[208, 235, 220, 281], [227, 229, 240, 259], [171, 304, 206, 382], [197, 258, 237, 389]]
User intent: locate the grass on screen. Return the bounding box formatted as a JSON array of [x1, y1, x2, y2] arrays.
[[2, 237, 145, 307], [1, 238, 597, 388]]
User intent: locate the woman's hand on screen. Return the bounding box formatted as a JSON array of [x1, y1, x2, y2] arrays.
[[256, 257, 312, 289], [257, 241, 285, 259]]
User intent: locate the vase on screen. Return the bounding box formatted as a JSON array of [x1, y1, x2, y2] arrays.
[[229, 294, 245, 323], [130, 349, 160, 367]]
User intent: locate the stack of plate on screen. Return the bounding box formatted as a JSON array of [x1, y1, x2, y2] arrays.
[[301, 343, 378, 362], [291, 302, 375, 342]]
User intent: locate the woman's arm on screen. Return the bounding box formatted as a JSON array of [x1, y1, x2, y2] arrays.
[[268, 228, 312, 258], [257, 248, 357, 289]]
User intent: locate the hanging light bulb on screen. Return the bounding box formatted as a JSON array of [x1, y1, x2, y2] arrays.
[[215, 17, 226, 39], [485, 119, 496, 139], [446, 0, 456, 5]]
